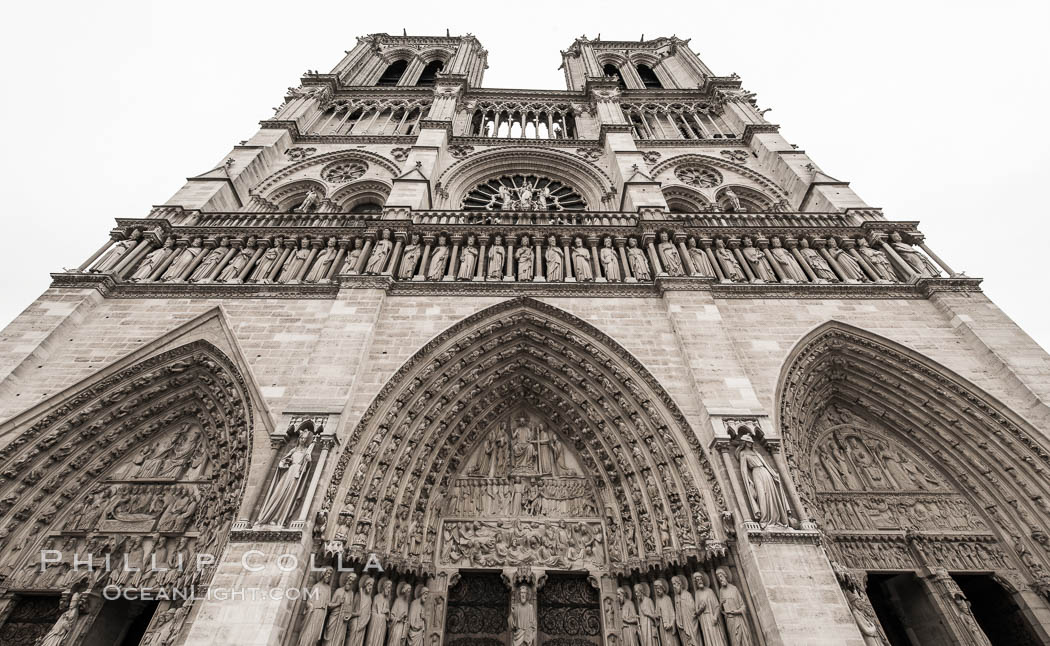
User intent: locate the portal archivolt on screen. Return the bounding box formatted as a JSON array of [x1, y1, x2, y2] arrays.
[[322, 298, 728, 574]]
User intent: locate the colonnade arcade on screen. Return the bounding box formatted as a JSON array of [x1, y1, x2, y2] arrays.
[[777, 323, 1050, 645]]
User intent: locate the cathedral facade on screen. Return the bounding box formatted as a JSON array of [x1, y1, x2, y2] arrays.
[[0, 32, 1048, 646]]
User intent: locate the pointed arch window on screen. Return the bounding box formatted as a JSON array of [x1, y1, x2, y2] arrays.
[[636, 64, 663, 89], [416, 59, 445, 86], [602, 63, 627, 90], [377, 60, 408, 86]]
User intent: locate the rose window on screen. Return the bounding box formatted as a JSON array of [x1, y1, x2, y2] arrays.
[[462, 174, 586, 211], [674, 165, 722, 188], [321, 161, 368, 183]]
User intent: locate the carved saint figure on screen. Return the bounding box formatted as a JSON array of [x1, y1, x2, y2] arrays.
[[797, 239, 836, 282], [672, 575, 700, 646], [635, 583, 659, 646], [512, 417, 536, 473], [217, 239, 253, 283], [601, 237, 621, 281], [299, 568, 334, 646], [516, 236, 534, 281], [324, 571, 358, 646], [619, 586, 641, 646], [572, 238, 593, 281], [396, 234, 422, 280], [387, 582, 412, 646], [427, 236, 448, 280], [40, 592, 82, 646], [740, 237, 775, 282], [545, 235, 564, 281], [856, 239, 896, 282], [826, 238, 866, 281], [510, 585, 537, 646], [343, 239, 365, 275], [295, 189, 321, 213], [722, 188, 743, 212], [162, 238, 203, 281], [715, 568, 753, 646], [627, 238, 651, 280], [130, 238, 175, 282], [845, 590, 885, 646], [693, 572, 727, 646], [92, 229, 142, 273], [257, 431, 315, 526], [714, 239, 744, 281], [347, 575, 374, 646], [307, 238, 340, 283], [407, 585, 427, 646], [653, 579, 679, 646], [458, 235, 478, 280], [252, 238, 284, 282], [765, 237, 804, 282], [364, 230, 393, 275], [280, 239, 312, 283], [488, 235, 505, 279], [657, 232, 684, 276], [365, 578, 392, 646], [888, 231, 939, 277], [190, 239, 229, 282], [686, 238, 714, 277], [736, 432, 791, 527]]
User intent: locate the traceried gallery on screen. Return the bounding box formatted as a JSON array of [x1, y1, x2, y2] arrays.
[[0, 31, 1048, 646]]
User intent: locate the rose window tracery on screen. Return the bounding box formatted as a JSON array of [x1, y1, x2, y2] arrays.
[[674, 166, 722, 188], [462, 174, 586, 211], [321, 161, 368, 183]]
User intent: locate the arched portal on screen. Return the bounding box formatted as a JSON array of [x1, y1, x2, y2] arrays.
[[0, 340, 255, 645], [776, 322, 1050, 644], [318, 299, 762, 646]]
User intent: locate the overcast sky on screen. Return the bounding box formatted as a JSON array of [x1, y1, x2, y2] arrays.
[[1, 1, 1047, 350]]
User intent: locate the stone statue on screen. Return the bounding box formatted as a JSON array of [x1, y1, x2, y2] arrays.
[[686, 238, 714, 277], [498, 185, 514, 210], [343, 239, 365, 275], [399, 235, 422, 279], [458, 235, 479, 280], [653, 578, 679, 646], [888, 232, 939, 277], [545, 235, 564, 281], [387, 582, 412, 646], [714, 239, 744, 281], [307, 238, 340, 283], [364, 230, 392, 275], [768, 238, 806, 282], [280, 239, 312, 283], [510, 585, 537, 646], [365, 578, 392, 646], [627, 238, 651, 280], [324, 571, 358, 646], [797, 239, 836, 282], [347, 575, 374, 646], [40, 592, 82, 646], [516, 236, 534, 281], [693, 572, 727, 646], [130, 237, 175, 282], [845, 590, 886, 646], [619, 586, 641, 646], [190, 239, 229, 282], [300, 568, 335, 646], [217, 238, 254, 283], [407, 584, 427, 646], [488, 235, 505, 279], [162, 238, 203, 281], [657, 232, 684, 276], [672, 575, 700, 646], [855, 239, 895, 281], [740, 237, 774, 282], [427, 236, 448, 280], [571, 238, 593, 281], [295, 189, 321, 213], [635, 583, 659, 646], [92, 229, 142, 273], [252, 238, 284, 282], [736, 432, 791, 527], [723, 188, 743, 212], [715, 568, 752, 646], [257, 430, 315, 526], [600, 238, 621, 281], [826, 238, 866, 281]]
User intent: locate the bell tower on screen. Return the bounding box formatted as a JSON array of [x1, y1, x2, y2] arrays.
[[560, 35, 712, 91]]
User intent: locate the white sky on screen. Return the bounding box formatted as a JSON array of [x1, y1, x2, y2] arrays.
[[1, 1, 1047, 350]]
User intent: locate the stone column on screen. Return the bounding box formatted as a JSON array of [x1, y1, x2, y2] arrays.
[[533, 237, 544, 281], [504, 237, 515, 281], [175, 240, 210, 282], [445, 236, 461, 281], [149, 239, 185, 281], [676, 234, 695, 276], [786, 238, 818, 282], [268, 240, 295, 282], [617, 237, 634, 282], [842, 239, 880, 282], [206, 239, 241, 283], [354, 237, 374, 274], [872, 234, 917, 282], [326, 239, 350, 282], [913, 234, 958, 276], [294, 239, 322, 283], [814, 238, 850, 283], [293, 434, 337, 530], [561, 236, 575, 282], [916, 567, 993, 646], [475, 235, 489, 281], [701, 238, 727, 282], [729, 240, 757, 282], [645, 234, 665, 276], [588, 236, 605, 282], [237, 240, 266, 283], [113, 235, 157, 278], [78, 232, 124, 271], [415, 236, 434, 281], [382, 233, 405, 277], [759, 238, 787, 282]]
